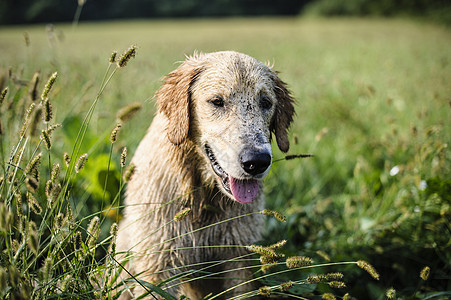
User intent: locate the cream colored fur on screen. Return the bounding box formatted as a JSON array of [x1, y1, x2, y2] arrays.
[[116, 51, 294, 299]]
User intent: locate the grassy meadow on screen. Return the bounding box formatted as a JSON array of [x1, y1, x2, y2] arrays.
[[0, 18, 450, 299]]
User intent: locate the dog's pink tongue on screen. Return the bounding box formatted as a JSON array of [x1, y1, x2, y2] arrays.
[[229, 176, 259, 203]]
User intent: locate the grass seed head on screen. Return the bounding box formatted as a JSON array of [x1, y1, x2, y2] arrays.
[[87, 216, 100, 250], [307, 274, 326, 284], [55, 213, 65, 229], [42, 257, 53, 282], [328, 281, 346, 288], [260, 209, 286, 222], [12, 143, 25, 165], [75, 153, 88, 173], [27, 192, 42, 215], [258, 286, 271, 296], [88, 216, 100, 236], [0, 203, 13, 232], [357, 260, 380, 280], [280, 281, 294, 291], [28, 221, 39, 255], [109, 123, 122, 143], [30, 165, 40, 183], [12, 239, 20, 254], [121, 147, 127, 167], [286, 256, 313, 269], [63, 152, 70, 167], [284, 153, 315, 161], [269, 239, 287, 249], [326, 272, 344, 281], [15, 191, 23, 218], [16, 217, 25, 237], [110, 222, 118, 237], [260, 255, 279, 273], [51, 163, 60, 182], [47, 182, 61, 207], [117, 45, 137, 68], [420, 266, 430, 281], [247, 245, 280, 258], [61, 274, 73, 292], [117, 102, 142, 122], [42, 97, 53, 123], [386, 287, 396, 299], [260, 255, 280, 265], [41, 72, 57, 100], [20, 103, 36, 137], [316, 250, 331, 261], [41, 129, 51, 149], [26, 176, 39, 193], [109, 51, 117, 63], [65, 204, 74, 224], [174, 208, 191, 222], [123, 163, 136, 182], [7, 171, 14, 185], [29, 71, 40, 101], [46, 123, 62, 134], [0, 87, 7, 105], [74, 231, 82, 251], [45, 179, 53, 199], [322, 293, 336, 300]]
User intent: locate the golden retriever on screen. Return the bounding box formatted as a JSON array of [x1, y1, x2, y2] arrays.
[[116, 51, 295, 299]]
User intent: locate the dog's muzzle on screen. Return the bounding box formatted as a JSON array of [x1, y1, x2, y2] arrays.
[[205, 144, 271, 203]]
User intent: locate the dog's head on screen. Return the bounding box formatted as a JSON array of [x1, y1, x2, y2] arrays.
[[157, 51, 295, 203]]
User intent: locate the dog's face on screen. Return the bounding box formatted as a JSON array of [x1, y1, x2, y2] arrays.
[[157, 51, 294, 203]]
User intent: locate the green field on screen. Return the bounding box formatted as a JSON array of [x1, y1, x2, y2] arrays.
[[0, 18, 450, 299]]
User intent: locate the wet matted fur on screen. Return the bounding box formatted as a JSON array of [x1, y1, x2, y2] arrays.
[[116, 51, 295, 299]]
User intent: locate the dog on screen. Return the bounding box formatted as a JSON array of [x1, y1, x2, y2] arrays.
[[116, 51, 295, 299]]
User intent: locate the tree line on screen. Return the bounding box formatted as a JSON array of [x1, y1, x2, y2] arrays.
[[1, 0, 449, 25]]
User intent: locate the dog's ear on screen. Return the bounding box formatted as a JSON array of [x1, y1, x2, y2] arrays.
[[157, 62, 202, 145], [272, 74, 295, 153]]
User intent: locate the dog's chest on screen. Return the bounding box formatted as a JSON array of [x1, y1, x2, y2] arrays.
[[172, 206, 263, 260]]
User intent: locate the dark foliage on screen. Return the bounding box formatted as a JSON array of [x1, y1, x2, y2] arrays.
[[2, 0, 451, 25], [1, 0, 308, 25]]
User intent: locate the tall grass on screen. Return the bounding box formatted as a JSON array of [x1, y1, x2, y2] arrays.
[[0, 18, 450, 299], [0, 59, 376, 298]]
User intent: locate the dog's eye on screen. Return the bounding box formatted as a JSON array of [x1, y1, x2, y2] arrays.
[[260, 95, 273, 110], [209, 97, 224, 108]]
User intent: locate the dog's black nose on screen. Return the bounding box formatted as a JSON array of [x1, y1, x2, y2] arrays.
[[240, 150, 271, 176]]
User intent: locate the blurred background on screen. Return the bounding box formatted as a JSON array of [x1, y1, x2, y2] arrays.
[[1, 0, 450, 25]]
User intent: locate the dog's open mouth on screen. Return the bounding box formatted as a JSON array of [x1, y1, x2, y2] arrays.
[[205, 144, 259, 203]]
